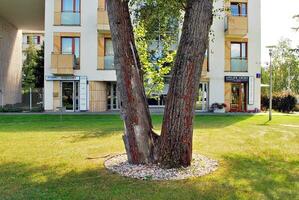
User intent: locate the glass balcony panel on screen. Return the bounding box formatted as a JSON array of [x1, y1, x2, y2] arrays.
[[104, 56, 115, 70], [231, 58, 248, 72], [61, 12, 80, 25]]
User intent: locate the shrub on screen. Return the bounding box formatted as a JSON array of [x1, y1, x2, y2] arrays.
[[261, 93, 297, 113], [261, 95, 269, 111], [210, 103, 227, 111], [0, 104, 24, 113]]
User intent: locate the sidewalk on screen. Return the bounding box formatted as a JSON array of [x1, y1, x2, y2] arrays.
[[0, 110, 298, 116]]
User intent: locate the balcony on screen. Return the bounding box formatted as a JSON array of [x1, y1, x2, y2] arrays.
[[98, 56, 115, 70], [55, 11, 80, 26], [231, 58, 248, 72], [225, 15, 248, 37], [51, 54, 75, 75], [98, 8, 110, 32]]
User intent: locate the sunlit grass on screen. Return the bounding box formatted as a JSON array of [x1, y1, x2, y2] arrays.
[[0, 114, 298, 199]]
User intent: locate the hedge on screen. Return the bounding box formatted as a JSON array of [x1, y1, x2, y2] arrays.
[[261, 93, 297, 113]]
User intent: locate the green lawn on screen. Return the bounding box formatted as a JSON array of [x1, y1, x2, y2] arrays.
[[0, 114, 298, 200]]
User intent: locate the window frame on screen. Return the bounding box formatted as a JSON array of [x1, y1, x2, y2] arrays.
[[231, 42, 248, 59], [61, 36, 81, 69], [61, 0, 81, 13], [230, 2, 247, 17], [104, 38, 114, 56]]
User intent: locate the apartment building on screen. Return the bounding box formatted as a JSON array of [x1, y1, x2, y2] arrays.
[[0, 0, 44, 107], [44, 0, 117, 112], [44, 0, 261, 113], [22, 32, 44, 61]]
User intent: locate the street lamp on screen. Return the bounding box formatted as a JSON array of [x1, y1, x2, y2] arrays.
[[266, 45, 276, 121]]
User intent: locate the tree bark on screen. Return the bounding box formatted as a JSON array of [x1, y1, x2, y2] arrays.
[[107, 0, 213, 168], [107, 0, 158, 164], [159, 0, 213, 168]]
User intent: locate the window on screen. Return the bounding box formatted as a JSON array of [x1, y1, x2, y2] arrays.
[[62, 0, 80, 12], [25, 36, 41, 45], [231, 3, 247, 17], [230, 42, 248, 72], [61, 0, 81, 25], [205, 49, 209, 72], [61, 37, 80, 68], [104, 38, 114, 69], [104, 39, 114, 56], [231, 42, 247, 59]]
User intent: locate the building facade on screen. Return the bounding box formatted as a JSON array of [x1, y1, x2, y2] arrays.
[[44, 0, 261, 113], [0, 16, 23, 107], [22, 32, 44, 61]]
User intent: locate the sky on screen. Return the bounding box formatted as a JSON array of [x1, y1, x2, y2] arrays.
[[261, 0, 299, 64]]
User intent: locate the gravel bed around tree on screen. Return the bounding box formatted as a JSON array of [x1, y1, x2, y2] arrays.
[[104, 154, 218, 180]]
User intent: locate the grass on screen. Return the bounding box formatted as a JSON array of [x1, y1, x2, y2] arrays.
[[0, 114, 298, 200]]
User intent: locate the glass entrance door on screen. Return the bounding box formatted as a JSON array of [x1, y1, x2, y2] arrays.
[[107, 82, 119, 110], [231, 83, 247, 112], [196, 82, 209, 111], [62, 82, 74, 111]]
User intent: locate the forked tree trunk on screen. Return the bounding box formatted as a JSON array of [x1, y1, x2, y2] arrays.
[[107, 0, 213, 168], [107, 0, 158, 164], [159, 0, 213, 168]]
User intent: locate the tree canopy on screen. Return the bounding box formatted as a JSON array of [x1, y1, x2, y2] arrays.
[[262, 38, 299, 95]]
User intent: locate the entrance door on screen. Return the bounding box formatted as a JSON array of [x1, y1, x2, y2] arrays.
[[107, 82, 119, 110], [196, 82, 209, 111], [62, 82, 74, 111], [231, 83, 247, 112]]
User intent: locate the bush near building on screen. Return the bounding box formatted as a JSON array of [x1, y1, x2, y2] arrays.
[[261, 92, 297, 113]]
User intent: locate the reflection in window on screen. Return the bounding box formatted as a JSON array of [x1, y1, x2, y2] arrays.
[[61, 0, 81, 25], [61, 37, 80, 68], [231, 3, 247, 16], [230, 42, 248, 72]]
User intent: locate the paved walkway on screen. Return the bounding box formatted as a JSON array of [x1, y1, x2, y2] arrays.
[[0, 110, 298, 116]]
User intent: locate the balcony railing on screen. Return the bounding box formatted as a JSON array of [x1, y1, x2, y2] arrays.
[[51, 53, 75, 75], [231, 58, 248, 72], [61, 11, 81, 25], [98, 56, 115, 70], [224, 15, 248, 37]]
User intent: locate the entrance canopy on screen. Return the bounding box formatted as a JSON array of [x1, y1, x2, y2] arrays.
[[0, 0, 44, 30]]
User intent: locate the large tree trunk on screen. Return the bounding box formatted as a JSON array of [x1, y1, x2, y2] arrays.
[[107, 0, 213, 168], [107, 0, 158, 164], [159, 0, 213, 168]]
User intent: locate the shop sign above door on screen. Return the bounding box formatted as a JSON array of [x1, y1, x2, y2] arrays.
[[225, 76, 249, 83]]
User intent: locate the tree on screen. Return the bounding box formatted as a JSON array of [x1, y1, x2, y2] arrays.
[[22, 40, 44, 90], [22, 39, 38, 90], [262, 39, 299, 94], [135, 23, 174, 97], [132, 0, 180, 98], [107, 0, 213, 168], [34, 44, 45, 89]]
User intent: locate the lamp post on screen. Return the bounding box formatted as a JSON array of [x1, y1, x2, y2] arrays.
[[0, 35, 3, 108], [266, 45, 276, 121], [269, 49, 273, 121]]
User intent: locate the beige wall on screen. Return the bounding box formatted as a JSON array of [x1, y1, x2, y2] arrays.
[[224, 82, 232, 112], [89, 81, 107, 112], [53, 81, 61, 110], [0, 16, 22, 106]]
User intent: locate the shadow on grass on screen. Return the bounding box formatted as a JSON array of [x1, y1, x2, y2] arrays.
[[1, 153, 297, 199], [0, 161, 238, 200], [0, 114, 255, 138]]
